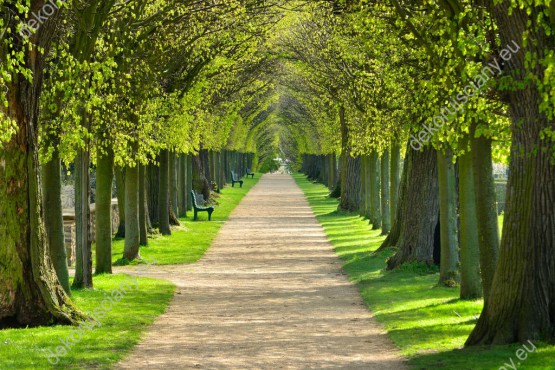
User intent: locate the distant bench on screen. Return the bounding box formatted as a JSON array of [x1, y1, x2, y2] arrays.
[[246, 168, 254, 179], [191, 191, 214, 221], [231, 171, 244, 188]]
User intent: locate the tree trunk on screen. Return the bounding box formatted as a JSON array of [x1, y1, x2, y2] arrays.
[[369, 151, 381, 229], [470, 122, 499, 304], [360, 155, 368, 217], [459, 150, 482, 299], [437, 150, 460, 286], [115, 167, 125, 238], [41, 151, 71, 294], [186, 155, 193, 211], [390, 143, 401, 227], [95, 147, 114, 274], [467, 2, 555, 344], [0, 9, 83, 326], [177, 154, 187, 218], [123, 165, 140, 260], [72, 149, 93, 289], [192, 153, 211, 200], [147, 163, 159, 226], [169, 151, 178, 216], [338, 106, 361, 212], [139, 164, 148, 246], [383, 146, 440, 269], [158, 150, 171, 235], [381, 150, 391, 234]]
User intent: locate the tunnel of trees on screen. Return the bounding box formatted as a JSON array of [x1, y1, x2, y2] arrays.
[[0, 0, 554, 349]]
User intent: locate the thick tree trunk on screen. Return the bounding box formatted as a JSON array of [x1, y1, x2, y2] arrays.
[[95, 147, 114, 274], [339, 155, 361, 212], [123, 165, 140, 260], [459, 150, 482, 299], [470, 123, 500, 304], [0, 9, 83, 326], [41, 151, 71, 294], [437, 150, 460, 286], [381, 150, 391, 234], [73, 149, 93, 289], [115, 168, 125, 238], [467, 2, 555, 345], [158, 150, 171, 235], [338, 106, 360, 212], [138, 164, 148, 246], [383, 146, 440, 269]]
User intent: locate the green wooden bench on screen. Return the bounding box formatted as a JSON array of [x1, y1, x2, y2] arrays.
[[230, 171, 243, 188], [246, 168, 254, 179], [190, 191, 214, 221]]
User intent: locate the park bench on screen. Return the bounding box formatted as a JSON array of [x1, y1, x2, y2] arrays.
[[230, 171, 244, 188], [190, 191, 214, 221], [245, 168, 255, 179]]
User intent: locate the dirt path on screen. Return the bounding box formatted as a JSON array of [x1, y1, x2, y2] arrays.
[[117, 174, 407, 369]]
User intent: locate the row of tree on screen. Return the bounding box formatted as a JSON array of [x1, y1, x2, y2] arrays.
[[0, 0, 282, 328], [281, 0, 555, 346]]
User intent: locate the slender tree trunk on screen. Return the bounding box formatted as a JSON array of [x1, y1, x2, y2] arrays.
[[186, 155, 193, 211], [169, 151, 178, 215], [360, 155, 367, 217], [437, 150, 460, 286], [41, 151, 71, 294], [138, 164, 148, 246], [382, 146, 440, 268], [470, 122, 499, 304], [147, 163, 159, 226], [115, 168, 125, 238], [158, 150, 171, 235], [390, 143, 401, 227], [73, 148, 93, 289], [467, 3, 555, 345], [459, 150, 482, 299], [381, 150, 391, 234], [177, 154, 187, 218], [369, 152, 381, 229], [95, 147, 114, 274], [123, 165, 140, 260]]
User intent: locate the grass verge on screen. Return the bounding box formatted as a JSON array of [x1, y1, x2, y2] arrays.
[[0, 274, 175, 369], [294, 173, 555, 370], [110, 174, 260, 265]]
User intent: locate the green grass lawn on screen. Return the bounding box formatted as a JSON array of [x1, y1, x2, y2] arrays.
[[293, 173, 555, 370], [110, 174, 260, 265], [0, 274, 175, 369]]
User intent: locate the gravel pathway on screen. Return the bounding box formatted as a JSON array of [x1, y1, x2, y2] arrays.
[[117, 173, 407, 369]]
